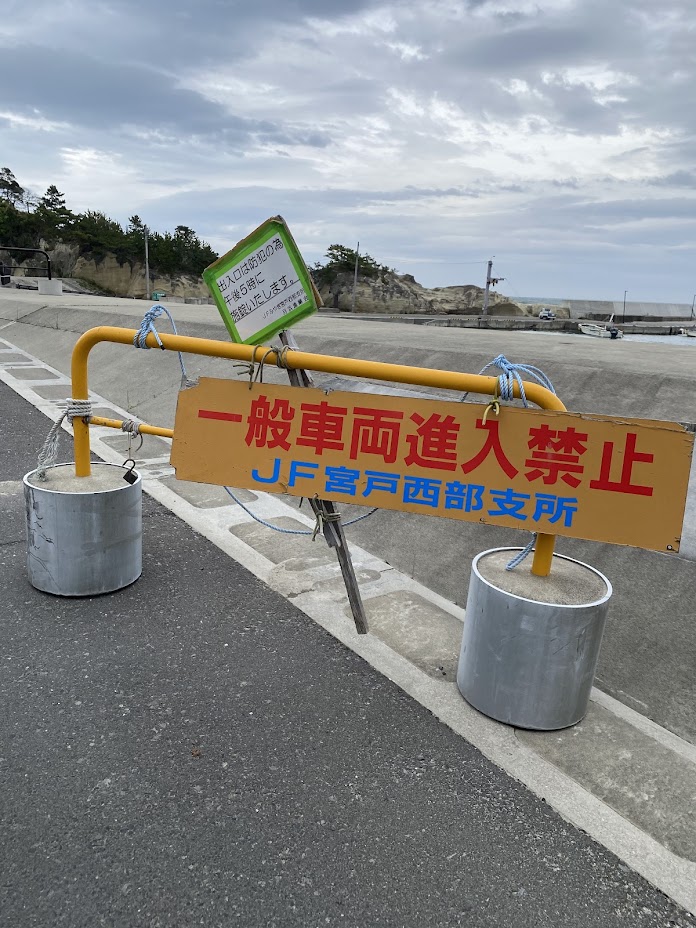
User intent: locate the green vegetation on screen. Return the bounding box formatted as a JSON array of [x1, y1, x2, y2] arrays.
[[1, 167, 393, 289], [311, 243, 391, 287], [0, 167, 218, 277]]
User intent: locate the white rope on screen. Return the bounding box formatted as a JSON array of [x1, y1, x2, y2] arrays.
[[36, 398, 93, 479], [120, 418, 144, 453]]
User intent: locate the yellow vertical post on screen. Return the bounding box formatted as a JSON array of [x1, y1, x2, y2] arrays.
[[531, 533, 555, 576], [72, 418, 92, 477], [71, 337, 92, 477]]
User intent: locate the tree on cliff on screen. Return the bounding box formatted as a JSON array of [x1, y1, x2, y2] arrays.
[[73, 210, 131, 261], [0, 168, 24, 206], [0, 193, 40, 249], [0, 167, 219, 279], [37, 185, 74, 232], [39, 185, 67, 212], [147, 225, 218, 276], [311, 244, 388, 287]]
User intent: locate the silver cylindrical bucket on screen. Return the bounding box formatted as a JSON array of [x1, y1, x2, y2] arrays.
[[24, 462, 142, 596], [457, 548, 612, 730]]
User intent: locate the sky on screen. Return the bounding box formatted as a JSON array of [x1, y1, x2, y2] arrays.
[[1, 0, 694, 304]]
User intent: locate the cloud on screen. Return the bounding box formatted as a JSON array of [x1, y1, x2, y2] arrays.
[[0, 0, 693, 302], [649, 171, 696, 189], [0, 45, 225, 132]]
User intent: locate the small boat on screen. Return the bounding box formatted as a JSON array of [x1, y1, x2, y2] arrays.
[[676, 328, 696, 337], [578, 316, 623, 339]]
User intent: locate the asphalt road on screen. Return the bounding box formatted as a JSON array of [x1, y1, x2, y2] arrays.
[[1, 380, 694, 927]]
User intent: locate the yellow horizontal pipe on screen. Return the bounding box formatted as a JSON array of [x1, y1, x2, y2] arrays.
[[72, 326, 566, 410], [71, 325, 566, 575], [88, 416, 174, 439]]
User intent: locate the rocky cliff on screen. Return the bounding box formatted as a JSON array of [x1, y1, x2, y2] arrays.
[[71, 252, 210, 301], [3, 241, 210, 301], [316, 270, 523, 315], [3, 242, 546, 315]]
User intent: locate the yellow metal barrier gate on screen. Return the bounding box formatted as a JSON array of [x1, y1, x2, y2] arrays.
[[69, 325, 566, 576]]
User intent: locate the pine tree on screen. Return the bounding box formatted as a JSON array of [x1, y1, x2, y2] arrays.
[[39, 185, 67, 211], [0, 167, 24, 206]]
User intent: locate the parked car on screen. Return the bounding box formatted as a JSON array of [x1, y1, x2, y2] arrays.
[[538, 308, 556, 320]]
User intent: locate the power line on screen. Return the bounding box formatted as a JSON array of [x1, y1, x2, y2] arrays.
[[502, 276, 521, 297], [382, 258, 489, 266], [414, 259, 489, 265]]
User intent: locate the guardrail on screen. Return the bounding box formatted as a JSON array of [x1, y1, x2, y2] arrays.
[[0, 245, 52, 280]]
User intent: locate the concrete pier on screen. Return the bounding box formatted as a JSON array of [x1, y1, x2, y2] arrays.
[[1, 286, 695, 918]]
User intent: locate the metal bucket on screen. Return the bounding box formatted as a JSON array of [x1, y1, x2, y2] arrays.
[[24, 462, 142, 596], [456, 548, 612, 730]]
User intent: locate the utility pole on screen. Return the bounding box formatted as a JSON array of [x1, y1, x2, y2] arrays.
[[144, 226, 150, 301], [691, 294, 695, 320], [350, 241, 359, 312], [623, 289, 627, 323], [482, 258, 504, 316]]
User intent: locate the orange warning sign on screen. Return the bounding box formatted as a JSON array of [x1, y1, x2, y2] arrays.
[[171, 379, 694, 552]]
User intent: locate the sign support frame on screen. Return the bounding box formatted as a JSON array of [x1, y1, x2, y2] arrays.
[[278, 328, 369, 635]]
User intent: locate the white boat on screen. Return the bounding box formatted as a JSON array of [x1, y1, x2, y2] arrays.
[[578, 317, 623, 339], [676, 328, 696, 337]]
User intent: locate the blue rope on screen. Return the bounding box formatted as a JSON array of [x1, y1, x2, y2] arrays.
[[133, 304, 194, 386], [132, 305, 377, 537], [477, 354, 556, 407], [505, 534, 537, 571], [471, 355, 554, 570], [223, 486, 377, 536]]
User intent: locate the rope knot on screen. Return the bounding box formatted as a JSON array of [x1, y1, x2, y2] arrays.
[[121, 418, 144, 453], [480, 354, 556, 407], [248, 346, 277, 388], [311, 501, 342, 541], [60, 398, 93, 422], [36, 398, 93, 479], [275, 345, 296, 370], [134, 305, 167, 349], [133, 304, 195, 387]]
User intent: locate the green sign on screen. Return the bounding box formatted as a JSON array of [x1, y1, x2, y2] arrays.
[[203, 216, 319, 344]]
